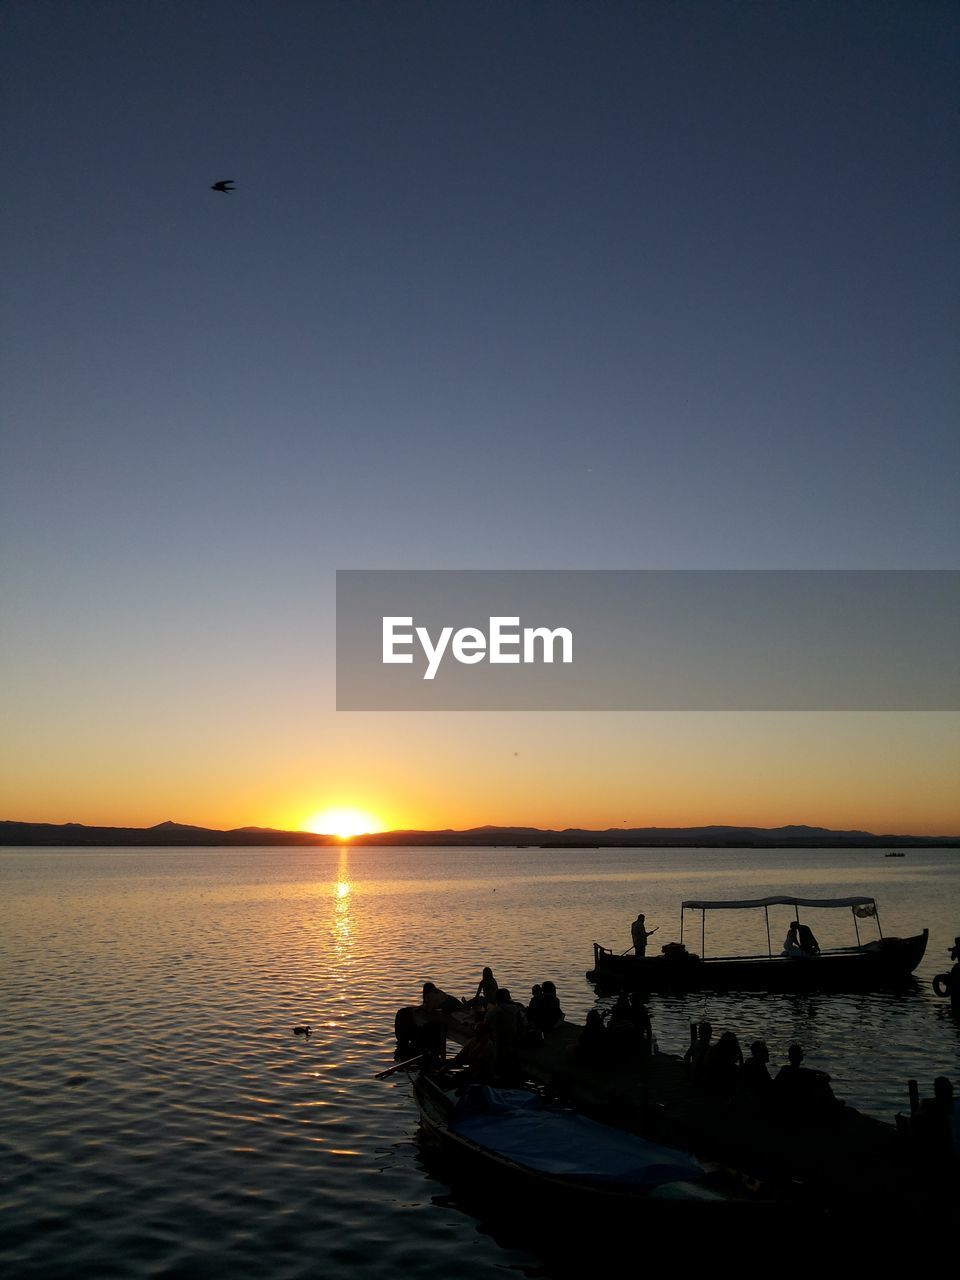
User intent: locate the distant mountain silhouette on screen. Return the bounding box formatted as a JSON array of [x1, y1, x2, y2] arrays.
[[1, 819, 956, 849]]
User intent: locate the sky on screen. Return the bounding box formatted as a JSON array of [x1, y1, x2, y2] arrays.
[[1, 1, 958, 835]]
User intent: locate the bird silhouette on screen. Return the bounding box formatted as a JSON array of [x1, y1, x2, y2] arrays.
[[211, 180, 235, 193]]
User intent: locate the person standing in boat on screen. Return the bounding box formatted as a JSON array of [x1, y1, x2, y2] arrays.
[[631, 913, 658, 956]]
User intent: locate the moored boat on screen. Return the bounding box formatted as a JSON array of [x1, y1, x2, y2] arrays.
[[410, 1069, 721, 1206], [588, 895, 928, 992]]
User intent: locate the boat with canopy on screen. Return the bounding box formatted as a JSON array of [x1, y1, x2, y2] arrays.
[[588, 895, 927, 991]]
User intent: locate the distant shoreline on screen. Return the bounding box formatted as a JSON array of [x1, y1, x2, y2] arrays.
[[2, 819, 957, 849]]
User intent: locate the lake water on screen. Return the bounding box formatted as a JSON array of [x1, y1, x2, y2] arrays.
[[2, 845, 958, 1277]]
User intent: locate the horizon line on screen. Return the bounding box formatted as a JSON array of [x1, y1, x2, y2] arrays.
[[3, 817, 959, 843]]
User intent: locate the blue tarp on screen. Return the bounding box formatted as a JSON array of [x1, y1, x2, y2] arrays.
[[450, 1087, 704, 1187]]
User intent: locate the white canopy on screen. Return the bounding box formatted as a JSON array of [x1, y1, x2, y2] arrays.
[[681, 895, 877, 911]]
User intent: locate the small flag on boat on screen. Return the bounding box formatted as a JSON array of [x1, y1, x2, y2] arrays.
[[853, 903, 877, 918]]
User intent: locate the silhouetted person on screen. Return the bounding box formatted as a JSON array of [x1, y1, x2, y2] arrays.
[[529, 980, 563, 1032], [471, 966, 499, 1009], [913, 1077, 957, 1170], [485, 988, 526, 1078], [607, 993, 637, 1056], [394, 981, 459, 1059], [631, 913, 658, 956], [774, 1043, 839, 1119], [449, 1019, 497, 1083], [421, 981, 462, 1015], [703, 1030, 743, 1100], [933, 939, 960, 1011], [629, 992, 653, 1046], [796, 923, 820, 956], [740, 1040, 773, 1099], [684, 1020, 713, 1083], [782, 922, 803, 957], [575, 1008, 611, 1065]]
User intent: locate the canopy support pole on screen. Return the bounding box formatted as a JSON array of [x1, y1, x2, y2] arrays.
[[764, 905, 772, 958], [853, 910, 862, 949], [875, 904, 883, 938], [701, 910, 705, 960]]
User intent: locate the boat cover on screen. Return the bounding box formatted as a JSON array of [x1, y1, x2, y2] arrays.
[[681, 895, 876, 911], [450, 1087, 703, 1187]]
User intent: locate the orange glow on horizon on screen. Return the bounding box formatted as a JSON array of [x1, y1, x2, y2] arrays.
[[4, 712, 958, 838], [302, 807, 384, 839]]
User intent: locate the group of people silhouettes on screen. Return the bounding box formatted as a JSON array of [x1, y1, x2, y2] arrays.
[[459, 968, 565, 1078], [683, 1020, 839, 1117], [575, 992, 654, 1064], [395, 967, 566, 1082]]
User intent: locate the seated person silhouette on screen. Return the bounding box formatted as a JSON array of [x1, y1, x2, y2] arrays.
[[684, 1020, 713, 1083], [782, 922, 804, 957], [575, 1008, 612, 1065], [796, 923, 820, 955], [739, 1040, 774, 1102], [774, 1043, 839, 1119]]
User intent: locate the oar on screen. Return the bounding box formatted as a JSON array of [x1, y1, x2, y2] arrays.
[[620, 945, 636, 956], [374, 1053, 426, 1080]]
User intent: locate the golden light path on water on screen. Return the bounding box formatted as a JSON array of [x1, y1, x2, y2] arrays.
[[327, 859, 362, 1156], [1, 845, 958, 1279]]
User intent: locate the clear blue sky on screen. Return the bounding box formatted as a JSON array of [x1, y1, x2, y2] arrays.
[[2, 2, 957, 832]]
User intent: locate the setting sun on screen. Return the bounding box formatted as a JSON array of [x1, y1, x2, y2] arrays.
[[303, 808, 383, 839]]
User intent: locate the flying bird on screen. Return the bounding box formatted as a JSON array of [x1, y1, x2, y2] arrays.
[[211, 180, 235, 193]]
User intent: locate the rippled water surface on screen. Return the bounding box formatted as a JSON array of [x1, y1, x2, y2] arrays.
[[2, 845, 958, 1276]]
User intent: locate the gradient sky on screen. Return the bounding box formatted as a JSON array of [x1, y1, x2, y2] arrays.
[[2, 2, 958, 835]]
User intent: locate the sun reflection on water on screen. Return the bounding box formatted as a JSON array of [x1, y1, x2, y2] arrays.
[[331, 850, 353, 972]]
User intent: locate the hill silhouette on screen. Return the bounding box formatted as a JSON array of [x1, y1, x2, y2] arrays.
[[0, 819, 955, 848]]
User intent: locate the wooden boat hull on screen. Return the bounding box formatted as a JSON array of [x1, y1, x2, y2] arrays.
[[587, 930, 928, 992], [410, 1072, 721, 1208]]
